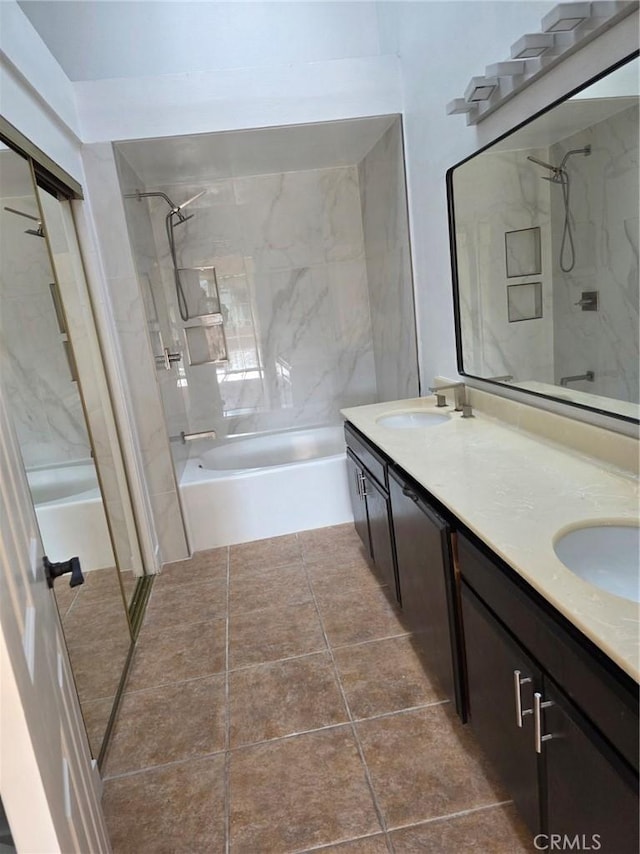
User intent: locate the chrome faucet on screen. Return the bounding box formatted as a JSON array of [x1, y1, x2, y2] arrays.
[[429, 382, 473, 416]]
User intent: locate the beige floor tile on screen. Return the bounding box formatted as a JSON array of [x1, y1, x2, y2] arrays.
[[229, 563, 312, 615], [315, 585, 406, 648], [53, 583, 81, 618], [126, 618, 226, 691], [334, 635, 447, 719], [298, 523, 363, 555], [302, 834, 390, 853], [144, 578, 227, 629], [66, 627, 131, 703], [156, 548, 228, 588], [389, 804, 535, 852], [104, 675, 225, 777], [229, 601, 326, 669], [229, 727, 381, 853], [229, 652, 348, 747], [357, 705, 507, 829], [80, 695, 115, 758], [229, 533, 302, 572], [305, 553, 384, 596], [103, 754, 225, 854]]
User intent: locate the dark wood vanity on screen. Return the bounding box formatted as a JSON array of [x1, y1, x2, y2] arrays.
[[344, 420, 639, 852]]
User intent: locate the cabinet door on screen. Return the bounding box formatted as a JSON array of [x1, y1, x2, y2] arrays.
[[541, 680, 638, 853], [363, 472, 399, 601], [389, 473, 460, 710], [461, 582, 542, 833], [346, 450, 371, 556]]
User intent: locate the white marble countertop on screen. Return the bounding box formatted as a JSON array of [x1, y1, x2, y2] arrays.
[[341, 397, 640, 682]]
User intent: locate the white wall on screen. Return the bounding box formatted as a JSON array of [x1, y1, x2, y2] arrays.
[[20, 1, 382, 82], [378, 2, 638, 389], [0, 1, 82, 181]]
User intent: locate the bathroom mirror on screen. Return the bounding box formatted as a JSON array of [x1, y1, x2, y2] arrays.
[[0, 144, 133, 761], [448, 53, 639, 424]]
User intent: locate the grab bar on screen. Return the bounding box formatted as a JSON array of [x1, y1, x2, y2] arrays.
[[170, 429, 217, 444], [560, 371, 594, 387]]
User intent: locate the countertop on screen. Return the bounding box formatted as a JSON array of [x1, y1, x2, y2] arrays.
[[341, 397, 640, 682]]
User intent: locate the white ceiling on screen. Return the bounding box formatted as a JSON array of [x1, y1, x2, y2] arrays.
[[18, 1, 381, 82], [114, 116, 398, 186]]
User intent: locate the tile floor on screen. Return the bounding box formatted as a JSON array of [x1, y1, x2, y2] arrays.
[[102, 525, 535, 853], [55, 566, 135, 755]]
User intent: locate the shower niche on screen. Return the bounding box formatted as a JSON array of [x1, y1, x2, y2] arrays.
[[113, 116, 421, 479]]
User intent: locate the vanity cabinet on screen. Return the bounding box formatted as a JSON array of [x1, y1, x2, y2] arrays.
[[459, 533, 639, 851], [344, 425, 399, 600], [388, 468, 464, 717], [346, 449, 371, 557]]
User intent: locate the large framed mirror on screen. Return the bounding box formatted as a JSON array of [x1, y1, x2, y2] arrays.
[[447, 52, 639, 424]]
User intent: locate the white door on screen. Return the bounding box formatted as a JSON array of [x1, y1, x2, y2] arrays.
[[0, 380, 111, 853]]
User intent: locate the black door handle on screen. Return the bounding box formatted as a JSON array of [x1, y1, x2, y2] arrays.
[[44, 555, 84, 589]]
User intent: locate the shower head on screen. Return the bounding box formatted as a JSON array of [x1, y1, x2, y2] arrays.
[[527, 154, 559, 173], [175, 190, 206, 211], [3, 206, 45, 237]]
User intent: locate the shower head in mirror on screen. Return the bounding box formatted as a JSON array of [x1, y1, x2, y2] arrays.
[[3, 206, 45, 237]]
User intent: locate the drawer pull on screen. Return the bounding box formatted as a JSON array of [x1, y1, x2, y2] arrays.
[[534, 692, 554, 753], [513, 670, 533, 728]]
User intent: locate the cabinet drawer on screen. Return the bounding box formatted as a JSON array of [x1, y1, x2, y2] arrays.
[[344, 423, 388, 490], [458, 533, 639, 773]]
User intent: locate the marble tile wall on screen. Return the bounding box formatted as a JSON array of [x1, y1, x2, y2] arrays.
[[358, 120, 419, 401], [452, 149, 555, 383], [82, 143, 189, 565], [138, 165, 377, 442], [0, 193, 91, 467], [550, 104, 639, 404]]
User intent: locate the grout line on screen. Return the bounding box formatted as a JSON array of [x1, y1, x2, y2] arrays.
[[102, 749, 226, 782], [226, 699, 453, 754], [386, 799, 515, 833], [304, 563, 392, 848], [330, 630, 412, 651], [291, 829, 390, 853], [224, 546, 231, 854], [119, 670, 226, 697]]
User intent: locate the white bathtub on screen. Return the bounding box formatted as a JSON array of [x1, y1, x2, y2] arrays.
[[180, 425, 354, 550], [27, 461, 115, 572]]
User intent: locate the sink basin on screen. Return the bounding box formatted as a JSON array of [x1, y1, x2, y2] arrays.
[[554, 524, 640, 603], [376, 411, 450, 429]]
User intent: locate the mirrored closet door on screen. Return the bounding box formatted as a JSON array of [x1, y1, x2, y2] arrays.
[[0, 143, 138, 763]]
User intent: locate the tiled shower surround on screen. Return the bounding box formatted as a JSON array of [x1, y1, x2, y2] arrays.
[[0, 194, 91, 467], [551, 104, 639, 404], [149, 165, 377, 439], [102, 525, 532, 853], [115, 117, 419, 479]]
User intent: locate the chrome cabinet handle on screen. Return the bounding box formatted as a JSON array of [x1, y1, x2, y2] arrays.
[[359, 471, 369, 499], [534, 692, 554, 753], [513, 670, 533, 728]]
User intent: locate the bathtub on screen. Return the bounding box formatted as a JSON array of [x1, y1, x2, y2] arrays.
[[27, 461, 115, 572], [179, 425, 354, 550]]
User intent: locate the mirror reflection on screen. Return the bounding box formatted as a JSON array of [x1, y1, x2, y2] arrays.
[[0, 145, 132, 759], [450, 56, 639, 421]]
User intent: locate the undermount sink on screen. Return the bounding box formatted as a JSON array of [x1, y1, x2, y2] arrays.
[[376, 410, 450, 429], [554, 524, 640, 603]]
